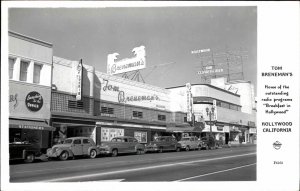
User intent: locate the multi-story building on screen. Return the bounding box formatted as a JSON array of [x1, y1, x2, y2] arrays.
[[51, 56, 188, 145], [8, 31, 54, 151], [167, 77, 257, 144]]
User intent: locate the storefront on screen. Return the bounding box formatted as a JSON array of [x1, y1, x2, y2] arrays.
[[51, 56, 96, 144], [96, 121, 166, 145], [9, 119, 55, 152], [50, 114, 96, 145], [9, 31, 53, 151], [94, 71, 177, 144]]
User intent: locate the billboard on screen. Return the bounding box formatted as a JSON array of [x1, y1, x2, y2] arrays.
[[107, 46, 146, 75]]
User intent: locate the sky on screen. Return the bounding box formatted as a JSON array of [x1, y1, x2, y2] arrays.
[[8, 6, 257, 92]]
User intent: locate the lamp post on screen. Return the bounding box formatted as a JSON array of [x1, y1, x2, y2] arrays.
[[206, 106, 215, 146]]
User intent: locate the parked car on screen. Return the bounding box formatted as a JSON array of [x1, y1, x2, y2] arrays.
[[46, 137, 100, 161], [9, 139, 41, 163], [145, 136, 181, 153], [178, 136, 203, 151], [200, 136, 223, 149], [98, 136, 145, 157]]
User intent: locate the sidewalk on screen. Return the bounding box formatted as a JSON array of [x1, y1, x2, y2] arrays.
[[222, 143, 257, 148]]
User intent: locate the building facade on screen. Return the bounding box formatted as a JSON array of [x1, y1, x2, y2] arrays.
[[9, 31, 54, 151], [167, 78, 257, 145], [51, 56, 188, 145]]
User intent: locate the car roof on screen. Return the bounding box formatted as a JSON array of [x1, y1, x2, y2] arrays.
[[65, 137, 92, 140], [112, 136, 135, 139]]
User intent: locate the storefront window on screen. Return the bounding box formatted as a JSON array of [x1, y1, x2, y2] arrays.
[[101, 127, 124, 142], [134, 131, 147, 143]]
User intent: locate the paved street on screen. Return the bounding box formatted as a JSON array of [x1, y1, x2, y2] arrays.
[[10, 145, 256, 182]]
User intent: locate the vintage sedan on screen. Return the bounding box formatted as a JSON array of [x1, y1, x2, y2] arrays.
[[46, 137, 100, 160], [99, 136, 145, 157], [178, 136, 202, 151], [9, 139, 41, 163], [145, 136, 181, 153]]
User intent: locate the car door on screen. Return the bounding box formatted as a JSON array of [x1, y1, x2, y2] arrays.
[[82, 138, 92, 155], [71, 139, 83, 156], [114, 138, 126, 153], [190, 137, 196, 149], [170, 137, 177, 150], [128, 138, 138, 152], [122, 138, 132, 153]]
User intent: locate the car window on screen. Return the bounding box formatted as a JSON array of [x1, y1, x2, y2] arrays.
[[73, 139, 81, 144], [83, 139, 90, 144], [180, 137, 189, 141], [64, 139, 73, 144], [123, 138, 128, 142], [133, 138, 138, 142]]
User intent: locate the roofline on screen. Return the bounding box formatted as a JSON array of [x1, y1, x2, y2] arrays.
[[166, 83, 240, 97], [9, 31, 53, 48]]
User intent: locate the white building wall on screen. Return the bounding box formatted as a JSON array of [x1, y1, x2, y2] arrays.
[[9, 32, 53, 87], [52, 56, 94, 97], [225, 81, 254, 114], [192, 85, 240, 105]]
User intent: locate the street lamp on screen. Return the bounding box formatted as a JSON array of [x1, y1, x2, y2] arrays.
[[206, 106, 215, 140]]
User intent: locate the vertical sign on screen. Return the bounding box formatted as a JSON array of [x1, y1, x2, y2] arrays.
[[213, 99, 218, 120], [76, 59, 83, 101], [186, 83, 193, 122]]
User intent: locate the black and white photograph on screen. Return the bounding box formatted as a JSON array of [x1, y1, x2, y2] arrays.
[[1, 2, 299, 191]]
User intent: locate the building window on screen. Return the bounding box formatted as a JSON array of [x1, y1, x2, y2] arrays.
[[221, 102, 230, 109], [20, 60, 29, 81], [133, 111, 143, 118], [184, 117, 187, 122], [216, 100, 221, 107], [9, 58, 15, 79], [101, 107, 114, 114], [33, 64, 42, 84], [229, 104, 238, 111], [68, 100, 84, 109], [158, 114, 166, 121]]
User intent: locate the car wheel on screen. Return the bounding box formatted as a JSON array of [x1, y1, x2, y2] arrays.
[[136, 149, 142, 155], [90, 149, 97, 159], [185, 146, 190, 152], [59, 151, 69, 161], [158, 147, 163, 153], [112, 149, 118, 157], [205, 145, 209, 150], [24, 153, 35, 163], [198, 145, 201, 151], [176, 147, 181, 152]]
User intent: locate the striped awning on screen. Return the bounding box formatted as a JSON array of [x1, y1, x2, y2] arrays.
[[9, 119, 55, 131]]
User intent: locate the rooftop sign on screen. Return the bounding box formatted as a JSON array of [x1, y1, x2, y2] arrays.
[[107, 46, 146, 75]]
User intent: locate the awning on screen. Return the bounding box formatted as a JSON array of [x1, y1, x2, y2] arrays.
[[166, 126, 202, 133], [9, 119, 55, 131]]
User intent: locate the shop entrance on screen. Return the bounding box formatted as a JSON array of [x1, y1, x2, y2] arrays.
[[225, 133, 229, 144]]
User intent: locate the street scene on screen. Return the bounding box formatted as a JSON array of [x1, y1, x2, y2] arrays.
[[10, 145, 256, 182], [7, 6, 257, 183]]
